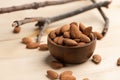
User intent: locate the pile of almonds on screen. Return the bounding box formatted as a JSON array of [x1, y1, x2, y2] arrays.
[[22, 37, 48, 50], [49, 22, 103, 47]]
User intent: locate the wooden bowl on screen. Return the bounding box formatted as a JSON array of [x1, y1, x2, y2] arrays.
[[47, 33, 96, 64]]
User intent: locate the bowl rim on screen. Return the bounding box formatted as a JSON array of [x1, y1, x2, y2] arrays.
[[48, 33, 96, 49]]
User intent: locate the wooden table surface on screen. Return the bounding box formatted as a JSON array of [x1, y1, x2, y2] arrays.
[[0, 0, 120, 80]]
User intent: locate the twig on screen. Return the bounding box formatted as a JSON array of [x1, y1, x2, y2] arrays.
[[35, 1, 111, 42], [91, 0, 111, 36], [0, 0, 80, 14]]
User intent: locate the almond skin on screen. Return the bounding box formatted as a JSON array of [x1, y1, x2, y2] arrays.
[[83, 26, 92, 36], [55, 27, 61, 35], [63, 38, 78, 46], [92, 54, 102, 64], [57, 36, 64, 45], [79, 23, 86, 32], [60, 75, 76, 80], [70, 22, 78, 26], [93, 32, 103, 40], [47, 70, 58, 79], [22, 37, 32, 44], [53, 37, 59, 44], [80, 34, 91, 43], [60, 71, 73, 79], [63, 31, 70, 38], [78, 42, 86, 47], [39, 44, 48, 50], [13, 26, 21, 33], [50, 61, 64, 69], [70, 23, 81, 39], [49, 30, 56, 39], [117, 57, 120, 66], [26, 42, 39, 49], [60, 24, 70, 33]]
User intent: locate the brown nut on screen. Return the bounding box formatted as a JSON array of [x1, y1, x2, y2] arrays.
[[80, 34, 91, 43], [60, 71, 73, 79], [79, 23, 86, 32], [63, 31, 70, 38], [13, 26, 21, 33], [47, 70, 58, 79], [55, 27, 61, 35], [78, 42, 86, 47], [92, 54, 102, 64], [60, 24, 70, 33], [83, 26, 92, 36], [63, 38, 78, 46], [22, 37, 32, 44], [70, 23, 81, 39], [117, 57, 120, 66], [93, 32, 103, 40], [53, 37, 59, 44], [39, 44, 48, 50], [50, 61, 64, 69], [70, 22, 78, 26], [57, 36, 64, 45], [83, 78, 89, 80], [74, 39, 81, 43], [26, 42, 39, 49], [60, 75, 76, 80], [49, 30, 56, 39]]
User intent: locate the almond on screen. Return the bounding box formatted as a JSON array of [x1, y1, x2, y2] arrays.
[[92, 54, 101, 64], [93, 32, 103, 40], [55, 27, 61, 35], [39, 44, 48, 50], [63, 38, 78, 46], [78, 42, 86, 47], [50, 61, 64, 69], [117, 57, 120, 66], [80, 34, 91, 43], [61, 24, 70, 33], [60, 75, 76, 80], [70, 23, 81, 39], [63, 31, 70, 38], [49, 30, 56, 39], [47, 70, 58, 79], [13, 26, 21, 33], [79, 23, 86, 32], [22, 37, 32, 44], [53, 37, 59, 44], [83, 26, 92, 36], [74, 39, 81, 43], [60, 71, 73, 79], [70, 22, 78, 26], [26, 42, 39, 49], [57, 36, 64, 45], [83, 78, 89, 80]]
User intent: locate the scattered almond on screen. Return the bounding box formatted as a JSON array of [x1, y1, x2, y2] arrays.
[[92, 54, 101, 64], [50, 61, 64, 69], [117, 57, 120, 66], [63, 38, 78, 46], [39, 44, 48, 50], [60, 75, 76, 80], [26, 42, 39, 49], [22, 37, 32, 44], [13, 26, 21, 33], [47, 70, 58, 79], [60, 71, 73, 79], [93, 32, 103, 40], [83, 78, 89, 80]]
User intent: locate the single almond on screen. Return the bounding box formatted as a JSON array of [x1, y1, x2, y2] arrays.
[[13, 26, 21, 33], [49, 30, 56, 39], [22, 37, 32, 44], [60, 24, 70, 33], [50, 61, 64, 69], [39, 44, 48, 50], [80, 34, 91, 43], [60, 75, 76, 80], [63, 31, 70, 38], [83, 78, 89, 80], [55, 27, 61, 35], [70, 22, 78, 26], [93, 32, 103, 40], [117, 57, 120, 66], [60, 71, 73, 79], [70, 23, 81, 39], [83, 26, 92, 36], [92, 54, 101, 64], [57, 36, 64, 45], [79, 23, 86, 32], [26, 42, 39, 49], [53, 37, 59, 44], [78, 42, 86, 47], [47, 70, 58, 79], [63, 38, 78, 46]]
